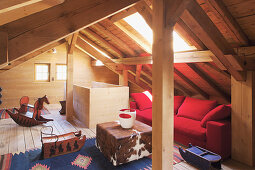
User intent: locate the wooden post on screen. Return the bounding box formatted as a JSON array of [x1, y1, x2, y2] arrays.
[[66, 33, 78, 121], [152, 0, 179, 169], [0, 32, 8, 65], [119, 70, 128, 86], [231, 71, 255, 166]]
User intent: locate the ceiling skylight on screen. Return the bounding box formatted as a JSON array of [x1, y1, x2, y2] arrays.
[[123, 13, 196, 52]]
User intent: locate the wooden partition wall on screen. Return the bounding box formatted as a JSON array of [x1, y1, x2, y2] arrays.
[[73, 82, 129, 128]]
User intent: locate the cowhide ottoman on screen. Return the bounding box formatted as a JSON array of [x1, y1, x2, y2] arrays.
[[96, 120, 152, 166]]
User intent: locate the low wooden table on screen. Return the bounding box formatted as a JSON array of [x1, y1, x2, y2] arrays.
[[96, 121, 152, 166]]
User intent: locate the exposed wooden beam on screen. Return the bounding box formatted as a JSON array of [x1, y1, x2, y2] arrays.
[[113, 50, 214, 64], [152, 0, 181, 168], [175, 19, 206, 50], [81, 28, 124, 58], [0, 32, 8, 65], [109, 7, 136, 22], [0, 39, 66, 71], [181, 0, 245, 81], [114, 19, 152, 53], [135, 64, 142, 82], [0, 0, 43, 13], [92, 23, 137, 57], [119, 70, 128, 86], [66, 33, 78, 122], [187, 63, 230, 102], [201, 62, 231, 78], [174, 68, 209, 99], [0, 0, 64, 26], [78, 33, 115, 59], [174, 81, 194, 96], [0, 0, 139, 64], [134, 1, 152, 27], [202, 0, 249, 46]]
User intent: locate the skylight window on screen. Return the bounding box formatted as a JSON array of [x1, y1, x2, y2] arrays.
[[123, 13, 195, 52]]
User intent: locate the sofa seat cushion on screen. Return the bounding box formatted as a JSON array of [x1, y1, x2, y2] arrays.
[[174, 96, 185, 114], [136, 109, 152, 126], [174, 116, 206, 142], [177, 97, 217, 121], [131, 92, 152, 111]]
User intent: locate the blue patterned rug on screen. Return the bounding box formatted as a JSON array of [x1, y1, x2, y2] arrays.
[[8, 138, 152, 170]]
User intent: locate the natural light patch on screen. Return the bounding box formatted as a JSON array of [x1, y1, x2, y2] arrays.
[[84, 39, 111, 59], [143, 91, 152, 101], [123, 13, 195, 52], [95, 60, 104, 66]]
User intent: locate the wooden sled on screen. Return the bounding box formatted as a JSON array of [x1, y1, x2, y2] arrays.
[[179, 144, 221, 170], [41, 126, 86, 159], [6, 110, 46, 127]]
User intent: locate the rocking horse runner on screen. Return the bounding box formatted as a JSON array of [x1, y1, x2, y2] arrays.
[[6, 95, 53, 127]]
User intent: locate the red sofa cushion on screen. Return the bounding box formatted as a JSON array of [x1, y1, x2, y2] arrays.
[[174, 96, 185, 114], [201, 104, 231, 128], [131, 92, 152, 111], [136, 108, 152, 126], [174, 116, 206, 142], [177, 97, 217, 121]]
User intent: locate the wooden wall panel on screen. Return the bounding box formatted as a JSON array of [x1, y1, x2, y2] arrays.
[[231, 71, 255, 166], [0, 44, 119, 109]]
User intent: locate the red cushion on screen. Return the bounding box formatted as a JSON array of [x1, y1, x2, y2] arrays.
[[131, 92, 152, 111], [174, 96, 185, 114], [174, 116, 206, 142], [135, 109, 152, 126], [177, 97, 217, 121], [200, 105, 231, 128]]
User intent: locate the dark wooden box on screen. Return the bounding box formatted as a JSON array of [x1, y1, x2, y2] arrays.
[[96, 121, 152, 166]]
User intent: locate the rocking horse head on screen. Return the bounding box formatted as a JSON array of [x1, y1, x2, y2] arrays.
[[36, 95, 50, 110]]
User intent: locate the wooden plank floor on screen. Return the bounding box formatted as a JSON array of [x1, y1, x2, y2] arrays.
[[0, 107, 254, 170]]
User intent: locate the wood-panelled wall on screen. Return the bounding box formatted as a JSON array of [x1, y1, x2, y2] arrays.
[[231, 71, 255, 166], [0, 44, 118, 108]]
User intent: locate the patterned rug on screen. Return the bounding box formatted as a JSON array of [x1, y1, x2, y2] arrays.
[[0, 107, 50, 119], [0, 138, 183, 170]]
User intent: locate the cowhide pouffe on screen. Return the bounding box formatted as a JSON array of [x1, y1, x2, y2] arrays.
[[96, 120, 152, 166]]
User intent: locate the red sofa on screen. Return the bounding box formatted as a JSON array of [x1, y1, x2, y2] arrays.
[[130, 93, 231, 159]]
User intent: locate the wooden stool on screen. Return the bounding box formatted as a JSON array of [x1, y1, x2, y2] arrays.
[[96, 121, 152, 166]]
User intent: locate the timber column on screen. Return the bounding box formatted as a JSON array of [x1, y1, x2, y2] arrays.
[[231, 71, 255, 166]]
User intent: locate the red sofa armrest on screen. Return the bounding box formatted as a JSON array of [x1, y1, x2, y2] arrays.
[[206, 120, 231, 159], [130, 101, 138, 109]]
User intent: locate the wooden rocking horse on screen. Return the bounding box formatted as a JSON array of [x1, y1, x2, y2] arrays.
[[6, 95, 53, 127]]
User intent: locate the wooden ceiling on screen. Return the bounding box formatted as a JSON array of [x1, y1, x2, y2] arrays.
[[1, 0, 255, 103]]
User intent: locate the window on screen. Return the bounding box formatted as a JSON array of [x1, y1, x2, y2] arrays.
[[123, 13, 196, 52], [35, 64, 50, 81], [56, 64, 67, 80]]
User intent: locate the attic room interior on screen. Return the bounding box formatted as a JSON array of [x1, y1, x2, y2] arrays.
[[0, 0, 255, 169]]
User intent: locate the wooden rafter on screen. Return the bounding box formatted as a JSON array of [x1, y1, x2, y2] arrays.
[[0, 0, 44, 13], [0, 39, 66, 71], [112, 50, 214, 64], [133, 1, 206, 52], [66, 32, 78, 121], [0, 0, 139, 64], [78, 33, 115, 59], [201, 0, 249, 46], [0, 32, 8, 66], [174, 81, 194, 96], [92, 23, 137, 57], [81, 28, 124, 58], [114, 19, 152, 53], [174, 68, 209, 99], [109, 7, 136, 22], [175, 19, 206, 50], [135, 64, 142, 82], [187, 63, 230, 102], [201, 62, 230, 78], [181, 0, 245, 81]]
